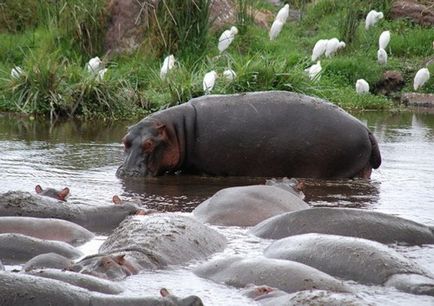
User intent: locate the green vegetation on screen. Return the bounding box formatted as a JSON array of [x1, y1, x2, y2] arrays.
[[0, 0, 432, 119]]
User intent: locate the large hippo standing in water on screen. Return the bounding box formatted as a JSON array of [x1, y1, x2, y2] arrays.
[[117, 91, 381, 178]]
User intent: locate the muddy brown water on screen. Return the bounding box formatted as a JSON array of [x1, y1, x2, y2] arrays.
[[0, 110, 434, 305]]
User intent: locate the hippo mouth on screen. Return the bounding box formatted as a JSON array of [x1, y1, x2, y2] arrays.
[[116, 164, 148, 177], [116, 152, 151, 177]]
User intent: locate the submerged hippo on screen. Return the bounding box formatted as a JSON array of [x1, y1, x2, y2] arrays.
[[73, 213, 226, 280], [35, 184, 70, 201], [264, 233, 434, 296], [0, 191, 140, 233], [116, 91, 381, 179], [0, 272, 203, 306], [0, 233, 82, 264], [193, 256, 350, 294], [0, 216, 94, 246], [251, 207, 434, 245], [193, 184, 309, 226], [23, 253, 74, 272]]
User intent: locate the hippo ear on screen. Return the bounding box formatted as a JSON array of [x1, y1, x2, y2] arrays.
[[35, 185, 43, 194], [296, 180, 305, 191], [112, 195, 122, 205], [113, 254, 126, 265], [160, 288, 170, 297], [58, 187, 70, 201]]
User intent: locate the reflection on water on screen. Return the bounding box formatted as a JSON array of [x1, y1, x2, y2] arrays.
[[1, 110, 434, 305]]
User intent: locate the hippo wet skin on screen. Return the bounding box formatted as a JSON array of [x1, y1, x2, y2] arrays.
[[117, 91, 381, 178]]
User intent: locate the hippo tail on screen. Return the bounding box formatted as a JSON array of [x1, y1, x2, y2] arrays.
[[368, 131, 381, 169]]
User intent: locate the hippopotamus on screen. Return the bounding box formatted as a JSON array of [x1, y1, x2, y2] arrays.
[[0, 233, 82, 264], [35, 184, 70, 201], [23, 253, 74, 272], [27, 269, 124, 294], [116, 91, 381, 178], [193, 184, 309, 226], [264, 233, 434, 296], [0, 191, 140, 233], [250, 207, 434, 245], [0, 271, 203, 306], [193, 256, 350, 294], [0, 216, 94, 246], [73, 213, 226, 280]]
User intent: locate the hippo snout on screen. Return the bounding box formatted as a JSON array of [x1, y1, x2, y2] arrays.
[[116, 151, 149, 177]]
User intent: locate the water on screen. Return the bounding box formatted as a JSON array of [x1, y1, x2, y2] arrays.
[[1, 110, 434, 305]]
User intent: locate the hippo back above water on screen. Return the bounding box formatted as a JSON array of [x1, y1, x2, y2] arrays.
[[117, 91, 381, 178]]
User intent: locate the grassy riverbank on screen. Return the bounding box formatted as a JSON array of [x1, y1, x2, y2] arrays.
[[0, 0, 432, 119]]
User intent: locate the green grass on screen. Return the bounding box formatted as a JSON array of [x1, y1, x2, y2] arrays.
[[0, 0, 432, 118]]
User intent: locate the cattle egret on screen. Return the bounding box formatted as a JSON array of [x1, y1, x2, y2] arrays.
[[97, 68, 108, 80], [312, 39, 328, 62], [275, 4, 290, 23], [304, 61, 322, 81], [377, 48, 387, 65], [325, 38, 346, 57], [160, 54, 176, 79], [365, 10, 384, 30], [203, 70, 218, 94], [413, 68, 430, 90], [11, 66, 23, 79], [223, 69, 236, 81], [218, 26, 238, 53], [356, 79, 370, 94], [86, 56, 102, 73], [379, 31, 390, 50], [269, 20, 284, 40]]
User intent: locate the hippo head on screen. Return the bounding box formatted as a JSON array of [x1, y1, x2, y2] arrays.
[[160, 288, 204, 306], [35, 185, 70, 201], [70, 254, 139, 280], [116, 119, 180, 177]]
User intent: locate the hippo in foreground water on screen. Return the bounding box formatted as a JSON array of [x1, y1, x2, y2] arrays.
[[116, 91, 381, 179], [265, 233, 434, 296], [0, 271, 203, 306], [250, 207, 434, 245], [73, 213, 226, 280], [0, 191, 140, 233]]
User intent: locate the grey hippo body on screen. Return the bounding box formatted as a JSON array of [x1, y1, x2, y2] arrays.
[[193, 184, 309, 226], [251, 207, 434, 245], [23, 253, 74, 272], [0, 271, 203, 306], [74, 213, 226, 280], [193, 256, 350, 294], [0, 233, 82, 264], [117, 91, 381, 179], [0, 216, 94, 246], [0, 191, 139, 233], [264, 233, 434, 296]]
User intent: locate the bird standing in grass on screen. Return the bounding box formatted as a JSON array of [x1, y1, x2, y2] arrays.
[[325, 38, 346, 57], [377, 48, 387, 65], [218, 26, 238, 53], [379, 31, 390, 50], [311, 39, 328, 62], [305, 61, 322, 81], [203, 71, 218, 94], [223, 69, 236, 81], [86, 56, 103, 73], [97, 68, 108, 81], [275, 4, 290, 23], [356, 79, 370, 94], [269, 20, 284, 41], [413, 68, 430, 90], [160, 55, 176, 79], [365, 10, 384, 30], [11, 66, 23, 79]]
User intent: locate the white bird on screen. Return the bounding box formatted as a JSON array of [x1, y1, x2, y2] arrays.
[[379, 30, 390, 50], [304, 61, 322, 81], [160, 54, 176, 79], [275, 4, 290, 23], [86, 56, 102, 73], [355, 79, 370, 94], [325, 38, 346, 57], [97, 68, 108, 80], [11, 66, 23, 79], [223, 69, 236, 81], [218, 26, 238, 53], [377, 48, 387, 65], [203, 70, 218, 94], [413, 68, 430, 90], [311, 39, 328, 62], [365, 10, 384, 30], [269, 20, 284, 41]]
